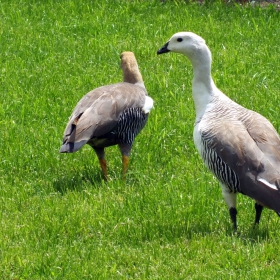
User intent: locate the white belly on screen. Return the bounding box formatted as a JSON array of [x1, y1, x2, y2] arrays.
[[193, 123, 204, 158]]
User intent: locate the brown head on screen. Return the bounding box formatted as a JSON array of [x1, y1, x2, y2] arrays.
[[120, 52, 143, 84]]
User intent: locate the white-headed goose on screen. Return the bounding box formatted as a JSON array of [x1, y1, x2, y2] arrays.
[[60, 52, 153, 180], [157, 32, 280, 229]]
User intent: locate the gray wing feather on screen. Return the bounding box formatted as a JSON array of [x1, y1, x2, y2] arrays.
[[61, 82, 147, 147], [244, 110, 280, 167], [202, 117, 280, 212]]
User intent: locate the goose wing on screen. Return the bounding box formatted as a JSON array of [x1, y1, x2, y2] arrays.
[[60, 82, 147, 152], [201, 117, 280, 212], [243, 110, 280, 167]]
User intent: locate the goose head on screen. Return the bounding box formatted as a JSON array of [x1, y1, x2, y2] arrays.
[[157, 32, 212, 68], [157, 32, 217, 119]]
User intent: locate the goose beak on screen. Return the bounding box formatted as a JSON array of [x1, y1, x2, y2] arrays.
[[157, 42, 170, 55]]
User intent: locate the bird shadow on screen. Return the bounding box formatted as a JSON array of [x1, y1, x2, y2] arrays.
[[179, 222, 271, 243], [224, 224, 271, 244], [53, 169, 106, 194]]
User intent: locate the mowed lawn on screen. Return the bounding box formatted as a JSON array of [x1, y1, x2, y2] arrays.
[[1, 0, 280, 278]]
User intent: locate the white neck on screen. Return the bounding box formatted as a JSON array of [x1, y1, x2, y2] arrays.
[[187, 46, 217, 121]]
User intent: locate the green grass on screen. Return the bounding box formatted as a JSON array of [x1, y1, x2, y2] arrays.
[[1, 0, 280, 278]]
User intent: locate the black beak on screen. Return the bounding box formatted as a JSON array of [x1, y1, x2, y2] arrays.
[[157, 42, 170, 55]]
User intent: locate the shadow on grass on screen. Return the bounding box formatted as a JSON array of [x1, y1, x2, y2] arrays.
[[136, 220, 216, 242], [239, 226, 271, 244], [53, 169, 105, 194], [132, 222, 272, 244], [145, 217, 273, 243], [224, 223, 271, 243]]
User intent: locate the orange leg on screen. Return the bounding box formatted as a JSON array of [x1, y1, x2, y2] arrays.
[[99, 158, 109, 181], [122, 155, 130, 179]]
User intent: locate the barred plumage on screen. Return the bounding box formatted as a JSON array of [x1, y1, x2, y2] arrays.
[[201, 141, 240, 193], [117, 108, 148, 145]]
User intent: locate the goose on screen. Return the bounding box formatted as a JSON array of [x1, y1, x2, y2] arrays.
[[157, 32, 280, 229], [60, 51, 153, 180]]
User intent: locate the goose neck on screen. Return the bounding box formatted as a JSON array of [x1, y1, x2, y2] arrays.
[[192, 70, 217, 121]]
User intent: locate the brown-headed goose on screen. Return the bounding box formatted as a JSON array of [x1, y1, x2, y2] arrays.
[[157, 32, 280, 230], [60, 52, 153, 180]]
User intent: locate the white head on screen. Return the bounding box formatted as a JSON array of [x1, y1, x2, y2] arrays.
[[157, 32, 216, 116], [157, 32, 211, 66]]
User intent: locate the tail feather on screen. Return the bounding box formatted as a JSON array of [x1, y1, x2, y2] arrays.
[[59, 140, 87, 153]]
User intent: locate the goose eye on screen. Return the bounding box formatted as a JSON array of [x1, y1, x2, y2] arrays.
[[177, 38, 183, 42]]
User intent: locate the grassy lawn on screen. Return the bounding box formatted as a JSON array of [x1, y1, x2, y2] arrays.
[[1, 0, 280, 278]]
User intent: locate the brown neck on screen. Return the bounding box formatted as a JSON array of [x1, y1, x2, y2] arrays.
[[121, 52, 143, 84]]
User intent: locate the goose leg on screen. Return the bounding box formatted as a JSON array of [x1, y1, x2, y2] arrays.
[[122, 155, 130, 178], [254, 202, 263, 225], [119, 143, 132, 179], [221, 183, 238, 230], [229, 207, 238, 231], [99, 158, 108, 180], [93, 147, 109, 180]]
